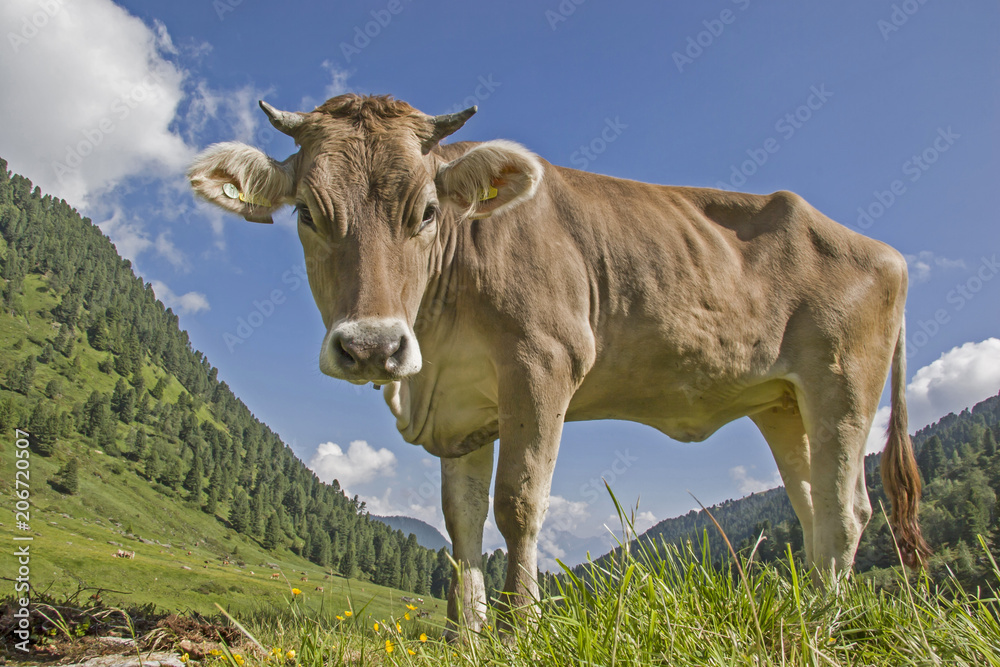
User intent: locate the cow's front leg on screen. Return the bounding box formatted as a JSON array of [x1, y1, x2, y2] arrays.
[[493, 356, 572, 628], [442, 442, 494, 637]]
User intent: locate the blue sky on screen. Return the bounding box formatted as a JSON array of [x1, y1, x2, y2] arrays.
[[1, 0, 998, 567]]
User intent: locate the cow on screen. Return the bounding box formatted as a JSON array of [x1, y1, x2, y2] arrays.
[[188, 94, 929, 633]]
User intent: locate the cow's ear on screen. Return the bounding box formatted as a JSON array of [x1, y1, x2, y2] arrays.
[[188, 142, 296, 224], [435, 140, 544, 220]]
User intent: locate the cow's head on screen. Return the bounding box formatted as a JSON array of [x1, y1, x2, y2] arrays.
[[188, 94, 543, 385]]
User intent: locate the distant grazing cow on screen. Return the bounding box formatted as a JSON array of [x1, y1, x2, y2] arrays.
[[315, 586, 324, 592], [189, 94, 929, 633], [271, 573, 281, 579], [300, 576, 308, 582], [112, 549, 135, 559]]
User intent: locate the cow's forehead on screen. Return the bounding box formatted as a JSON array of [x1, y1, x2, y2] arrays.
[[297, 134, 432, 201]]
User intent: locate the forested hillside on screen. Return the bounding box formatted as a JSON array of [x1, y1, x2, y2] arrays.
[[577, 392, 1000, 590], [0, 157, 466, 602]]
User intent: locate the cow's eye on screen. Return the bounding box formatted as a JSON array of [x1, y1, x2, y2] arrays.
[[296, 203, 316, 231], [417, 205, 437, 234]]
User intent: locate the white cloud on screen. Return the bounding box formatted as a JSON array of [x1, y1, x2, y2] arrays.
[[150, 279, 210, 315], [97, 206, 152, 262], [905, 251, 967, 284], [322, 60, 351, 99], [308, 440, 397, 493], [602, 509, 657, 536], [0, 0, 193, 208], [300, 61, 351, 111], [154, 231, 189, 271], [866, 338, 1000, 453], [729, 465, 782, 494], [538, 495, 591, 565], [186, 80, 271, 145], [633, 510, 658, 534]]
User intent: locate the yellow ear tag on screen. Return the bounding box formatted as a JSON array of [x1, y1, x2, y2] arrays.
[[222, 183, 271, 208], [478, 185, 498, 202], [238, 191, 272, 207]]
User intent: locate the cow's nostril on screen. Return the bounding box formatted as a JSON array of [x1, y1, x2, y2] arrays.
[[384, 336, 406, 372], [335, 334, 358, 366]]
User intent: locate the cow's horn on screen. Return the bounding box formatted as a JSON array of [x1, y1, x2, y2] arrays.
[[423, 106, 477, 153], [259, 100, 305, 135]]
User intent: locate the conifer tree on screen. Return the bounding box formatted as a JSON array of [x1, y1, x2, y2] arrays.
[[150, 375, 167, 399], [6, 356, 35, 394], [184, 453, 204, 501], [263, 513, 282, 550], [339, 540, 357, 578], [132, 429, 148, 459], [229, 489, 251, 533], [37, 342, 55, 364], [28, 402, 57, 456], [51, 458, 79, 494]]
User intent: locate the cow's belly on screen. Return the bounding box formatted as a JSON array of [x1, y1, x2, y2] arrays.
[[567, 376, 795, 442]]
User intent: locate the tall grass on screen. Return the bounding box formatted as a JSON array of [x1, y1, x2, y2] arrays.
[[201, 523, 1000, 665]]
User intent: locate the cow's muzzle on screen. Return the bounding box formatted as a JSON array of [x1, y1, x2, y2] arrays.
[[320, 318, 422, 383]]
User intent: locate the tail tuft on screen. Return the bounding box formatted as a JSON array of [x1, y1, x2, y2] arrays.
[[881, 319, 931, 568]]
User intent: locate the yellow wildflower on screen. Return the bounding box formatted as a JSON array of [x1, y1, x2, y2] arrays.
[[344, 610, 353, 617], [286, 649, 296, 660], [408, 649, 416, 655], [396, 622, 402, 633], [374, 622, 380, 632], [404, 612, 411, 621], [234, 655, 245, 666], [336, 615, 344, 621], [385, 639, 394, 654], [180, 654, 189, 664], [419, 633, 427, 643], [291, 588, 301, 596], [405, 603, 417, 611]]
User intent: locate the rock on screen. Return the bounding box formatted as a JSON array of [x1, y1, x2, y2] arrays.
[[62, 651, 184, 667], [98, 637, 136, 647]]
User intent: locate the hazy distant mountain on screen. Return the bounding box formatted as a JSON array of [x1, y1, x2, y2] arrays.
[[374, 515, 451, 551]]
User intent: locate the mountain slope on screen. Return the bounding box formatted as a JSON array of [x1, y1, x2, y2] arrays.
[[0, 158, 455, 614]]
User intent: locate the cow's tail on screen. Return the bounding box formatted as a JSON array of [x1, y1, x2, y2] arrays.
[[880, 318, 931, 568]]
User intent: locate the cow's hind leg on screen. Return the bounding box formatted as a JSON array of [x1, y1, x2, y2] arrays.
[[797, 384, 875, 582], [750, 405, 814, 565], [442, 442, 494, 637]]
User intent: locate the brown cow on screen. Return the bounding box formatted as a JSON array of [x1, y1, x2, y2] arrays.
[[188, 94, 928, 633]]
